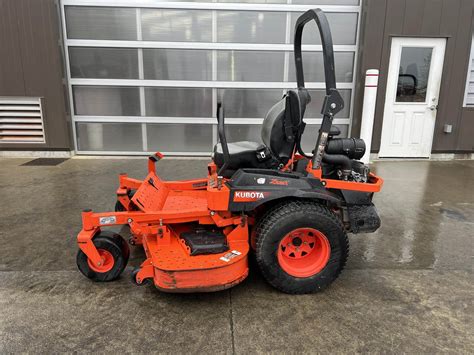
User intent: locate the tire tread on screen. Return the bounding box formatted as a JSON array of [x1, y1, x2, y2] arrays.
[[255, 200, 349, 294]]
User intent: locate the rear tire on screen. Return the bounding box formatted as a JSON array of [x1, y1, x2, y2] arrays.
[[255, 200, 348, 294], [77, 232, 129, 282]]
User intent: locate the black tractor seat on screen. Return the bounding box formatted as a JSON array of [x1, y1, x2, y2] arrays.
[[213, 89, 310, 177], [213, 141, 277, 177], [214, 141, 265, 168]]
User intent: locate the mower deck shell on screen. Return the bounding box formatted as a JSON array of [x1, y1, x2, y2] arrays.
[[144, 221, 249, 292]]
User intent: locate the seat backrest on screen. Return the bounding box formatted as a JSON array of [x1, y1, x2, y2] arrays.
[[261, 89, 310, 163]]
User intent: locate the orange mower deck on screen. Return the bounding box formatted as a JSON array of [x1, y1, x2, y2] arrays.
[[77, 156, 252, 292]]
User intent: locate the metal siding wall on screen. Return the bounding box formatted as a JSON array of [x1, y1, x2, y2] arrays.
[[0, 0, 71, 150], [402, 0, 425, 35], [420, 0, 442, 35], [354, 0, 473, 153], [0, 1, 25, 95], [436, 0, 474, 152], [351, 0, 387, 138], [457, 4, 474, 152], [434, 0, 462, 152]]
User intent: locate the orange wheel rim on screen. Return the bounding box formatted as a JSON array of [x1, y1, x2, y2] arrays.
[[277, 228, 331, 278], [87, 249, 115, 273]]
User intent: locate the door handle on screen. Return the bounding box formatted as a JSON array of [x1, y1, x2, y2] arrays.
[[429, 104, 438, 111]]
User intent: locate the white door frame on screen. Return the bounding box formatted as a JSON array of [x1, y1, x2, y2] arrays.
[[379, 37, 446, 158]]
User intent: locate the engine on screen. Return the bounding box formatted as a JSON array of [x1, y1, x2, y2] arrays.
[[347, 160, 370, 183], [322, 134, 370, 182]]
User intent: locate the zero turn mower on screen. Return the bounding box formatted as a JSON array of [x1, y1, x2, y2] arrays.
[[75, 9, 383, 294]]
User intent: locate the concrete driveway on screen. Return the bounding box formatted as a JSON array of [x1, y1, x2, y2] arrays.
[[0, 157, 472, 353]]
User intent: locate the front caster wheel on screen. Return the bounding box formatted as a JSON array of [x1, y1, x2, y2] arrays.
[[255, 201, 348, 294], [77, 232, 129, 282]]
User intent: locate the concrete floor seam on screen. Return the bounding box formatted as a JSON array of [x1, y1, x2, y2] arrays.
[[229, 289, 236, 355]]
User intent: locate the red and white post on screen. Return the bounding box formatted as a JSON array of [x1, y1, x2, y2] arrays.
[[360, 69, 379, 164]]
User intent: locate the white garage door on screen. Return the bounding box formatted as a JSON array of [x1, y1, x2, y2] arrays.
[[61, 0, 361, 155]]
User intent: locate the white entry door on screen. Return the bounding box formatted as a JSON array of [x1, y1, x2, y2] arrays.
[[379, 37, 446, 158]]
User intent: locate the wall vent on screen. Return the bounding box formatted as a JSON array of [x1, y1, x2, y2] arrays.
[[0, 97, 45, 143]]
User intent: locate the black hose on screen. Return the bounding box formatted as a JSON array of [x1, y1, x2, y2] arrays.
[[322, 153, 352, 179]]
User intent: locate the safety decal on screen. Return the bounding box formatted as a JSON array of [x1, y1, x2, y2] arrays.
[[220, 250, 242, 262], [99, 216, 116, 225]]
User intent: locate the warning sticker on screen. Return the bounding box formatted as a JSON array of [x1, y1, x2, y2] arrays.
[[220, 250, 242, 262], [99, 216, 116, 225]]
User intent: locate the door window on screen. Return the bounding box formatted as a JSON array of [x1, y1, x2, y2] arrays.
[[396, 47, 433, 103]]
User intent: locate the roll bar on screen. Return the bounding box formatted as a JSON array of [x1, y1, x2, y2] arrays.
[[294, 8, 336, 93], [294, 9, 345, 170], [216, 102, 230, 176]]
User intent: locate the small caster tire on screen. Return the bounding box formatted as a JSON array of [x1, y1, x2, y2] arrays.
[[77, 233, 129, 282], [131, 268, 151, 286], [97, 231, 130, 260]]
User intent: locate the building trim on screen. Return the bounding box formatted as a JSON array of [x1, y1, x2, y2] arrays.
[[65, 40, 357, 52], [69, 78, 354, 89], [62, 0, 360, 13], [73, 115, 351, 125]]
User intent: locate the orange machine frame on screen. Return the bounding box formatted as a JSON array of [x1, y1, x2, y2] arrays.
[[77, 152, 382, 292]]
